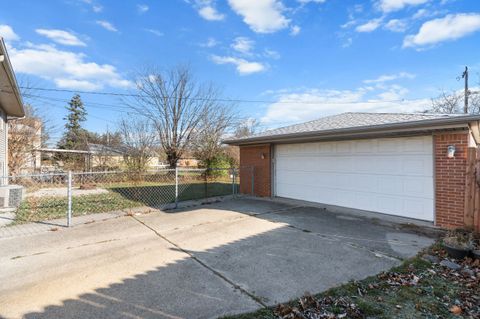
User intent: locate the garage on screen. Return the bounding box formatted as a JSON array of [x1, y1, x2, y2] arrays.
[[225, 112, 480, 229], [274, 136, 434, 220]]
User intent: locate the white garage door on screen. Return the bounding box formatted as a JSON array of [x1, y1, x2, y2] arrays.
[[275, 136, 434, 221]]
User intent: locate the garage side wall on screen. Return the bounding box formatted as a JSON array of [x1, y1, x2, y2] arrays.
[[239, 144, 271, 197], [434, 131, 469, 228]]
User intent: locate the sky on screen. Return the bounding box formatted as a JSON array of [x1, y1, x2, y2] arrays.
[[0, 0, 480, 145]]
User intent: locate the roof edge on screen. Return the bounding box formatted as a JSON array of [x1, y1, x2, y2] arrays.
[[0, 38, 25, 118], [224, 114, 480, 145]]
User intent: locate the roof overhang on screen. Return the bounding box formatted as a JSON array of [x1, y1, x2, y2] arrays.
[[0, 38, 25, 118], [224, 115, 480, 146]]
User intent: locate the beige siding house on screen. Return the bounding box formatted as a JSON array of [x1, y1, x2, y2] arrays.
[[0, 37, 26, 207]]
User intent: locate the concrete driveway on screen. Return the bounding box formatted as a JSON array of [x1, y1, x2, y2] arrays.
[[0, 198, 438, 319]]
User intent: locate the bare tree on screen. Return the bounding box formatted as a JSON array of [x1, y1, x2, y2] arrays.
[[117, 117, 157, 172], [8, 105, 43, 174], [430, 89, 480, 114], [17, 77, 54, 147], [224, 118, 260, 166], [131, 66, 224, 168], [233, 118, 260, 138], [192, 105, 235, 167]]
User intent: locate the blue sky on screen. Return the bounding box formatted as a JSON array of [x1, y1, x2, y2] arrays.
[[0, 0, 479, 144]]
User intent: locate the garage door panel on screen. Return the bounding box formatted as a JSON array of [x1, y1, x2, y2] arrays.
[[402, 156, 432, 175], [332, 157, 354, 171], [403, 177, 433, 198], [376, 195, 403, 215], [354, 140, 376, 153], [336, 141, 353, 153], [275, 136, 434, 221], [378, 176, 402, 194]]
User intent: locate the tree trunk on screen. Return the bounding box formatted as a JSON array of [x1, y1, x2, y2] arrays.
[[167, 152, 178, 169]]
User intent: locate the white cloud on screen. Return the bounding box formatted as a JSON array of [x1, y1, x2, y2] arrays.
[[342, 37, 353, 48], [412, 8, 428, 19], [227, 0, 290, 33], [290, 25, 301, 36], [79, 0, 103, 12], [198, 5, 225, 21], [231, 37, 254, 54], [92, 5, 103, 12], [355, 19, 382, 32], [412, 8, 443, 20], [297, 0, 326, 3], [96, 20, 118, 32], [364, 72, 415, 83], [341, 19, 357, 29], [384, 19, 408, 32], [376, 0, 429, 13], [8, 43, 132, 90], [145, 29, 163, 36], [264, 48, 280, 59], [261, 86, 428, 125], [201, 37, 219, 47], [35, 29, 86, 46], [404, 13, 480, 48], [0, 25, 20, 42], [137, 4, 149, 13], [211, 55, 266, 75]]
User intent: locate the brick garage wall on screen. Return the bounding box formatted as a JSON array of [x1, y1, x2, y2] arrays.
[[434, 131, 469, 228], [239, 144, 271, 197]]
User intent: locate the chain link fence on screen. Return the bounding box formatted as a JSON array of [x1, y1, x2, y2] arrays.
[[0, 167, 255, 229]]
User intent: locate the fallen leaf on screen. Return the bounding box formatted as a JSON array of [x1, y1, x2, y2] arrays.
[[450, 305, 462, 315]]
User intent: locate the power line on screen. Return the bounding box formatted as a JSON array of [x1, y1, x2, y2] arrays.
[[9, 85, 431, 105]]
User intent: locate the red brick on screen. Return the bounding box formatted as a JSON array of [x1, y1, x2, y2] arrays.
[[434, 131, 469, 229], [239, 144, 271, 197]]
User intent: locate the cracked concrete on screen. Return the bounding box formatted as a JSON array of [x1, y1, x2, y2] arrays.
[[0, 198, 437, 319]]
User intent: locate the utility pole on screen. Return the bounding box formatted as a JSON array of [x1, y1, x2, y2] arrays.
[[462, 66, 469, 114]]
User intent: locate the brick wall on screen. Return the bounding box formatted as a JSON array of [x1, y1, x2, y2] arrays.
[[239, 144, 271, 197], [434, 131, 469, 228]]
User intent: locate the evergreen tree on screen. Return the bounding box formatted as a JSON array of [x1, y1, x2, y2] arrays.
[[56, 94, 88, 170], [59, 94, 87, 150]]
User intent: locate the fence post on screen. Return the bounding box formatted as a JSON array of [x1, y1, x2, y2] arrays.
[[67, 171, 72, 227], [175, 167, 179, 208], [251, 166, 254, 195], [204, 168, 208, 198], [232, 168, 236, 197]]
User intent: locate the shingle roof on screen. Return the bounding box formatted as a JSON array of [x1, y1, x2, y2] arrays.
[[87, 143, 127, 156], [254, 113, 460, 137], [224, 112, 477, 145]]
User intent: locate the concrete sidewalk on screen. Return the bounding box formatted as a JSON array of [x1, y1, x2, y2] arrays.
[[0, 198, 437, 319]]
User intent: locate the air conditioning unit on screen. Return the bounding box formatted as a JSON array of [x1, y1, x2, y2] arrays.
[[0, 185, 25, 208]]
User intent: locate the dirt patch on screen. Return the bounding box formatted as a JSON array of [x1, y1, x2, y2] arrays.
[[27, 187, 108, 197]]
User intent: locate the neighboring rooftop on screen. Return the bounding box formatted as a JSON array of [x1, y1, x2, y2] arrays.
[[87, 143, 127, 156], [224, 112, 480, 145]]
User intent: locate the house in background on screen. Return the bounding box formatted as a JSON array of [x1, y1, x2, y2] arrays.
[[0, 37, 26, 207], [177, 152, 199, 168], [8, 116, 42, 174], [225, 112, 480, 231], [87, 143, 125, 170]]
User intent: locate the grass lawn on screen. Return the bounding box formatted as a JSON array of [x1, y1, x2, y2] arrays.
[[13, 182, 235, 224], [223, 242, 479, 319]]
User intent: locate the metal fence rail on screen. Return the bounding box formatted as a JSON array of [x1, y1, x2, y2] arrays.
[[0, 167, 253, 228]]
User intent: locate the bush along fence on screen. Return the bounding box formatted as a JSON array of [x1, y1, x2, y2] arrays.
[[0, 167, 255, 227]]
